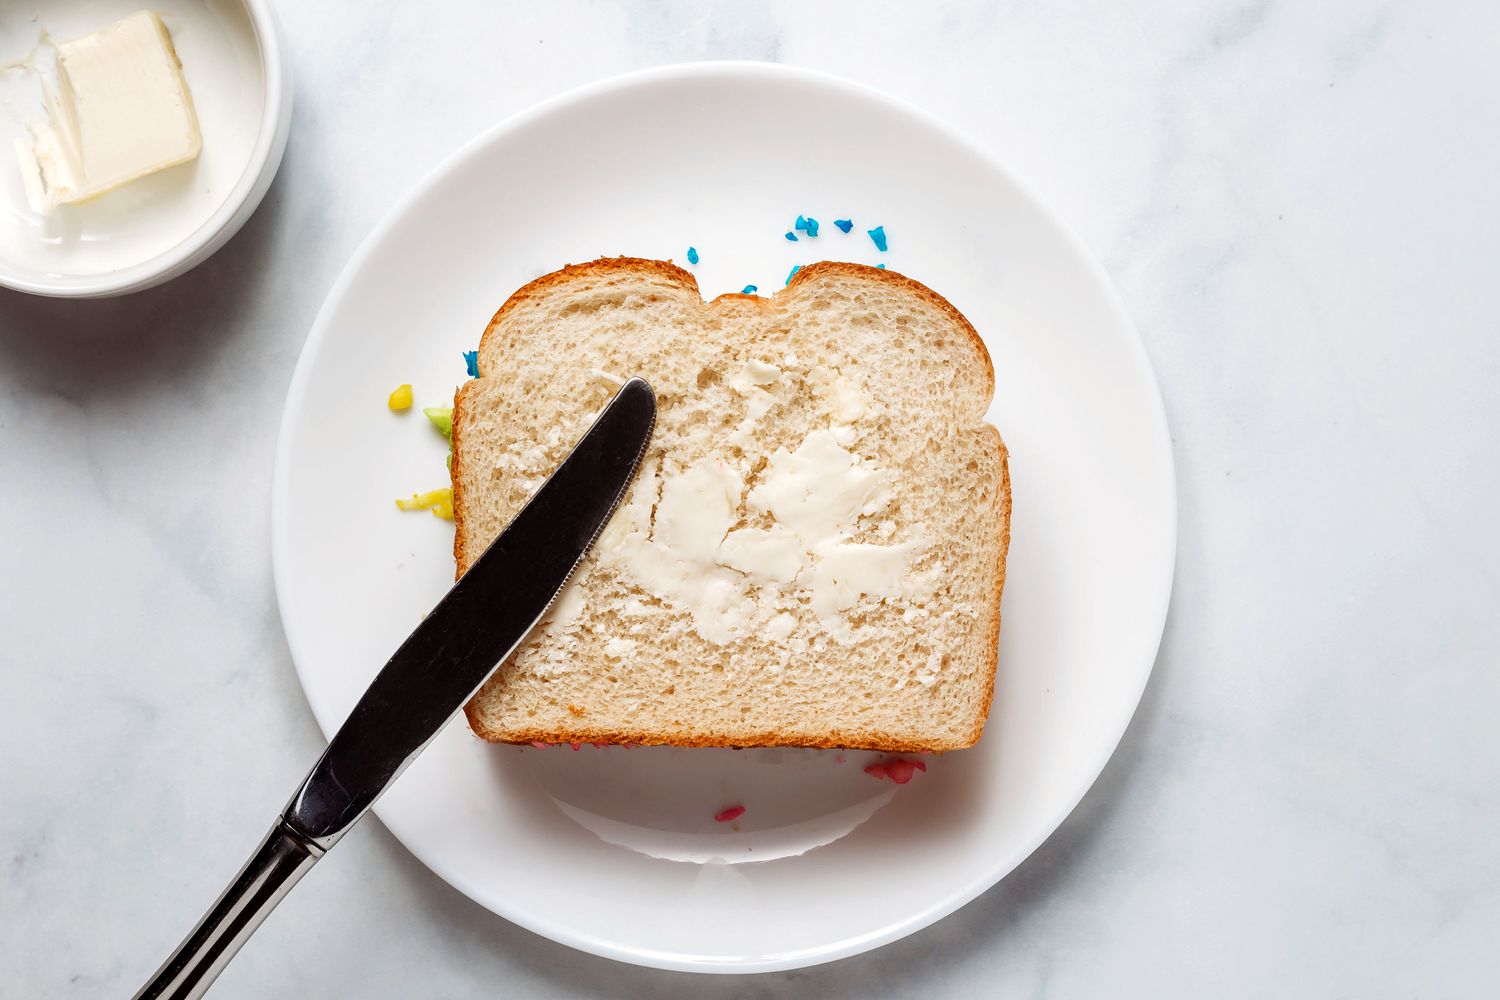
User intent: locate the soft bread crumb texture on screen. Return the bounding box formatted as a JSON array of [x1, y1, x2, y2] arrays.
[[452, 259, 1010, 752]]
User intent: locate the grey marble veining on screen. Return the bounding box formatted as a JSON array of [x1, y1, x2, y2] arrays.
[[2, 1, 1497, 996]]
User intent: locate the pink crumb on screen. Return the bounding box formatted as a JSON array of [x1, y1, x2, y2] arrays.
[[569, 742, 582, 751], [529, 741, 550, 750], [591, 742, 608, 749], [714, 805, 746, 823], [864, 758, 929, 785]]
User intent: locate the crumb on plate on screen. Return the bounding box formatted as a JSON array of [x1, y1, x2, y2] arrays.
[[423, 406, 453, 438], [395, 487, 454, 519], [864, 758, 927, 784]]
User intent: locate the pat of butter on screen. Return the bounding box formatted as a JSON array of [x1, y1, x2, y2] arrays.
[[15, 12, 202, 214]]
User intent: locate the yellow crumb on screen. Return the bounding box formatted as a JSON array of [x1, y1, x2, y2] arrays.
[[388, 384, 413, 410], [395, 487, 453, 520]]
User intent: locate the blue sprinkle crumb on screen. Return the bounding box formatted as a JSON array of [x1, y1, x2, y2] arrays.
[[741, 284, 758, 294], [834, 219, 853, 234], [876, 264, 886, 269], [784, 231, 798, 242], [795, 215, 820, 237], [786, 264, 802, 285], [868, 225, 888, 252], [463, 350, 480, 378], [686, 246, 699, 265]]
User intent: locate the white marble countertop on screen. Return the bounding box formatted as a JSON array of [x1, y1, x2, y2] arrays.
[[3, 1, 1497, 996]]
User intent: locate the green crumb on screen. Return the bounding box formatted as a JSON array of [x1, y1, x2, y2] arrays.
[[423, 407, 453, 439]]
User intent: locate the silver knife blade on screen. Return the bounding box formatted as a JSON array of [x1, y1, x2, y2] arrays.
[[133, 377, 654, 1000], [283, 375, 656, 849]]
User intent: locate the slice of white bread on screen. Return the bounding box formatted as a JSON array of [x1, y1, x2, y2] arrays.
[[451, 258, 1009, 752]]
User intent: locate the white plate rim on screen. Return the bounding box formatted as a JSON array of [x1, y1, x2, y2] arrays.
[[270, 60, 1177, 973]]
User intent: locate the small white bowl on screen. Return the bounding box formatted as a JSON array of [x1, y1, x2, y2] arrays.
[[0, 0, 291, 298]]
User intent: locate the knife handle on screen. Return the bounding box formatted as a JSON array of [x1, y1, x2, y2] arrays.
[[133, 821, 323, 1000]]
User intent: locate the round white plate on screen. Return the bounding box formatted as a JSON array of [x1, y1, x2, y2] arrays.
[[273, 63, 1175, 973]]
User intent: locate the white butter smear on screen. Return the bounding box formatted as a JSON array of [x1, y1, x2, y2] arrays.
[[746, 429, 890, 548], [593, 360, 924, 645]]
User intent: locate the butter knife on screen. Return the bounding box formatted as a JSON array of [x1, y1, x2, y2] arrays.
[[133, 377, 656, 1000]]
